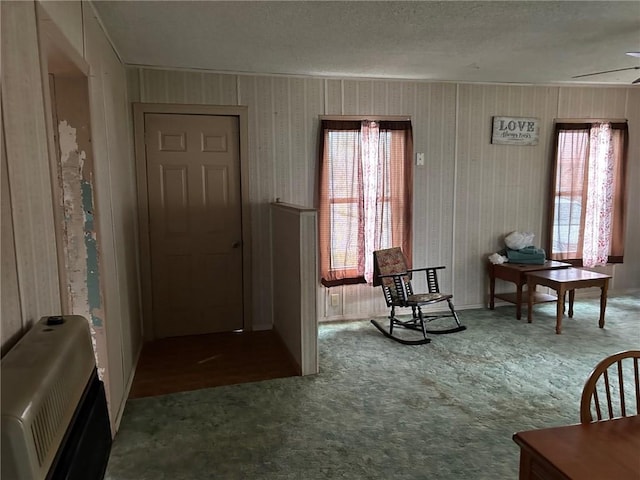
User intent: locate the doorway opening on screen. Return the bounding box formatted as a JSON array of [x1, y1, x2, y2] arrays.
[[39, 9, 111, 403], [132, 104, 299, 397], [133, 103, 253, 341]]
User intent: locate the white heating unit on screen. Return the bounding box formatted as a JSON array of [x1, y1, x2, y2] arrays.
[[1, 315, 112, 480]]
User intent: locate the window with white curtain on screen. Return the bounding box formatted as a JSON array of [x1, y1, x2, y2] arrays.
[[318, 119, 413, 287], [547, 121, 628, 267]]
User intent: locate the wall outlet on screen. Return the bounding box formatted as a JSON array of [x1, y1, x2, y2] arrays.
[[330, 293, 340, 307], [416, 152, 425, 166]]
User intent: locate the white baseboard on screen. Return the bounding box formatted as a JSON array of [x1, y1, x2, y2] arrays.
[[320, 289, 639, 323]]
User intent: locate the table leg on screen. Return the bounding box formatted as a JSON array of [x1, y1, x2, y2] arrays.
[[518, 450, 532, 480], [599, 279, 609, 328], [516, 284, 523, 320], [489, 274, 495, 310], [556, 286, 564, 334], [568, 289, 575, 318], [527, 278, 534, 323]]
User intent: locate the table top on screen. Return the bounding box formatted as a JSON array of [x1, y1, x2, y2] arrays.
[[526, 267, 612, 282], [513, 415, 640, 480], [491, 260, 571, 273]]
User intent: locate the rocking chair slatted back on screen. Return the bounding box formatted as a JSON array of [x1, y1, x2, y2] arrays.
[[425, 269, 439, 294], [378, 273, 410, 306]]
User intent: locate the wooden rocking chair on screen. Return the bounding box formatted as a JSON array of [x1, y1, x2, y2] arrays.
[[371, 247, 466, 345]]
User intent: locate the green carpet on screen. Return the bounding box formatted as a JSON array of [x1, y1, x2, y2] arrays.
[[106, 294, 640, 480]]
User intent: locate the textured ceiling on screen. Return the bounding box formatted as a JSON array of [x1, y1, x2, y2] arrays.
[[93, 1, 640, 85]]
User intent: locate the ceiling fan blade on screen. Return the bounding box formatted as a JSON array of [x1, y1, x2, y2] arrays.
[[572, 66, 640, 79]]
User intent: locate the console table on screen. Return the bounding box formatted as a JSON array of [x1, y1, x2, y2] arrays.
[[526, 268, 611, 334], [513, 415, 640, 480], [488, 261, 571, 319]]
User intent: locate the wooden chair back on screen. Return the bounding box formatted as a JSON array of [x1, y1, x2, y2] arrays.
[[580, 350, 640, 423]]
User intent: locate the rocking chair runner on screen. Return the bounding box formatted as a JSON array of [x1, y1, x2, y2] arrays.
[[371, 247, 466, 345]]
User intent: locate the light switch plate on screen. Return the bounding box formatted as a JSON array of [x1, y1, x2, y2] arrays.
[[416, 152, 425, 166]]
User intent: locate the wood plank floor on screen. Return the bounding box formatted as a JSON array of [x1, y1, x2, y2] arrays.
[[129, 330, 300, 399]]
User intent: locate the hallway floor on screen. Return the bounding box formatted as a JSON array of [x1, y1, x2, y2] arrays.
[[129, 330, 299, 398]]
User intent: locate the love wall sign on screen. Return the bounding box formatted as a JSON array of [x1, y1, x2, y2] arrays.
[[491, 116, 540, 146]]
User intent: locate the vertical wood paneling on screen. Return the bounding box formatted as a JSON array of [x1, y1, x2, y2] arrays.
[[219, 74, 238, 105], [1, 1, 61, 331], [139, 69, 169, 103], [138, 69, 238, 106], [528, 87, 558, 241], [273, 77, 292, 202], [103, 49, 142, 415], [342, 80, 359, 114], [126, 67, 141, 103], [369, 81, 385, 114], [183, 71, 204, 104], [1, 123, 24, 355], [165, 70, 187, 103], [324, 79, 343, 114], [557, 87, 630, 119], [271, 203, 318, 375], [454, 84, 471, 303], [84, 5, 133, 426], [84, 9, 116, 421], [429, 83, 456, 274], [253, 76, 277, 328], [411, 83, 432, 274], [236, 76, 262, 328], [614, 88, 640, 290], [411, 83, 458, 295], [288, 78, 308, 205], [454, 84, 563, 306], [37, 0, 83, 57], [2, 1, 143, 434], [127, 67, 638, 322], [387, 82, 403, 115], [400, 82, 417, 119]]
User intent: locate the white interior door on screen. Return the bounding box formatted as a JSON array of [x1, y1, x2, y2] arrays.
[[145, 113, 243, 338]]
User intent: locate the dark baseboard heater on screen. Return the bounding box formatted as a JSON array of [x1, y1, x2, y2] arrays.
[[1, 315, 112, 480]]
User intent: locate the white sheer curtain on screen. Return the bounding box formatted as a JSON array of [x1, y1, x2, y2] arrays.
[[361, 121, 386, 282], [583, 123, 616, 267], [318, 119, 412, 287], [554, 128, 588, 259]]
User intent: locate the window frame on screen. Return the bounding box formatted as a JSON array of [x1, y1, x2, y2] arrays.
[[546, 121, 629, 266], [318, 116, 413, 287]]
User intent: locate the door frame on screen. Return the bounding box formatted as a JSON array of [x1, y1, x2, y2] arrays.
[[133, 103, 252, 340]]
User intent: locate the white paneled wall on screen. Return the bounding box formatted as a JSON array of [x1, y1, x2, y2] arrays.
[[557, 88, 630, 119], [619, 89, 640, 290], [83, 3, 141, 424], [1, 1, 62, 341], [271, 202, 318, 375], [2, 0, 142, 431], [1, 120, 24, 356], [455, 85, 561, 306], [128, 66, 639, 325]]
